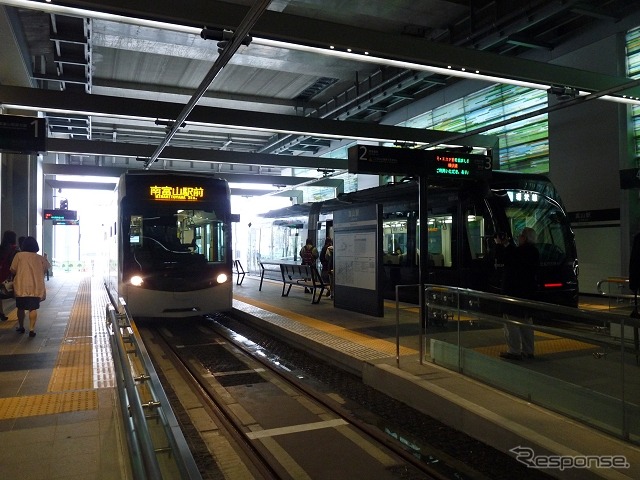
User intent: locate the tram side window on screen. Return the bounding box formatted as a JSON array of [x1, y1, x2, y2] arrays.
[[382, 218, 407, 264], [426, 215, 452, 267], [130, 215, 142, 245], [466, 210, 485, 260], [202, 221, 226, 263]]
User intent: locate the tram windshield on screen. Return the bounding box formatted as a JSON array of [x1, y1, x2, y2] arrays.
[[410, 188, 572, 270], [128, 209, 226, 263], [492, 189, 572, 265]]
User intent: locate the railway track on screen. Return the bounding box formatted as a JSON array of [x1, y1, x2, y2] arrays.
[[138, 313, 553, 480]]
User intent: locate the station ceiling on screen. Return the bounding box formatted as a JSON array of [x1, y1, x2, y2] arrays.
[[1, 0, 640, 196]]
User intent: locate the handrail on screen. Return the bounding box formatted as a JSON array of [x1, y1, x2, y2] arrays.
[[105, 294, 203, 479], [597, 276, 634, 298], [424, 284, 640, 349], [423, 284, 640, 441]]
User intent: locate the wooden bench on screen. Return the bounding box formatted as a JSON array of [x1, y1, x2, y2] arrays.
[[280, 264, 326, 304]]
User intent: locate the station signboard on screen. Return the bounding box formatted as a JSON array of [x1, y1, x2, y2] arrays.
[[0, 115, 46, 154], [44, 209, 78, 221], [347, 144, 492, 178], [53, 220, 80, 226]]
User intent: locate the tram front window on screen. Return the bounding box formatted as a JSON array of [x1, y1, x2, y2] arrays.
[[497, 190, 571, 265], [128, 209, 226, 263]]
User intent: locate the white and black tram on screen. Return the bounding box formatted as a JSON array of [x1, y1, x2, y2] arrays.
[[106, 171, 233, 318]]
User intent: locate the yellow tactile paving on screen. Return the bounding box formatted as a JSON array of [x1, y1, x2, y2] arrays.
[[0, 277, 115, 420], [234, 294, 417, 356], [47, 277, 115, 392], [0, 390, 98, 419], [474, 331, 598, 358], [48, 279, 94, 392]]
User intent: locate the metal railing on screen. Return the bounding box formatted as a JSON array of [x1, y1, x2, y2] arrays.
[[596, 276, 639, 314], [106, 298, 202, 480], [423, 285, 640, 443]]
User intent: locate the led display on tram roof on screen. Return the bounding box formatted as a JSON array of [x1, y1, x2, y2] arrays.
[[507, 190, 539, 202], [149, 185, 204, 201]]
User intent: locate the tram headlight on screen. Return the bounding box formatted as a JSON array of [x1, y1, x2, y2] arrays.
[[216, 273, 228, 284], [130, 275, 144, 287]]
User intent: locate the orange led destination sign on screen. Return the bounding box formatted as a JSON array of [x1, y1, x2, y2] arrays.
[[149, 185, 204, 201]]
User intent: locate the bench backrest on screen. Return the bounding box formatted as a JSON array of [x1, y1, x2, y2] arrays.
[[280, 263, 323, 284]]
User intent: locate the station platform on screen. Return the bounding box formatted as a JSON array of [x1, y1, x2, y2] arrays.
[[2, 271, 640, 480], [0, 273, 130, 480], [233, 275, 640, 480]]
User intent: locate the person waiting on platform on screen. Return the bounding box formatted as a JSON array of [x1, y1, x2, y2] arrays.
[[43, 252, 50, 281], [320, 238, 333, 297], [300, 238, 318, 293], [10, 236, 51, 338], [498, 227, 540, 360], [0, 230, 19, 321]]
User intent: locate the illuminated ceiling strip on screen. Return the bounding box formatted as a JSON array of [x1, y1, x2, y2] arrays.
[[3, 0, 640, 105], [258, 38, 551, 92]]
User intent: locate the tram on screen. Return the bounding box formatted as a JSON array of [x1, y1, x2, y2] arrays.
[[105, 171, 234, 317], [251, 171, 579, 307]]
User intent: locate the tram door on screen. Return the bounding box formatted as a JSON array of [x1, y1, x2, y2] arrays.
[[425, 198, 487, 290]]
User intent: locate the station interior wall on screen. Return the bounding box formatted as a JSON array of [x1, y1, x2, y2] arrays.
[[549, 32, 631, 293]]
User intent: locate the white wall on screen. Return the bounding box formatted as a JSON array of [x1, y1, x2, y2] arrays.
[[573, 227, 621, 295], [548, 34, 631, 290]]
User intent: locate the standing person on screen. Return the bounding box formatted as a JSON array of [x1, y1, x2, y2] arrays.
[[319, 238, 333, 296], [299, 238, 318, 293], [299, 237, 318, 266], [43, 252, 50, 281], [499, 227, 540, 360], [0, 230, 19, 321], [10, 236, 51, 337], [325, 243, 334, 298]]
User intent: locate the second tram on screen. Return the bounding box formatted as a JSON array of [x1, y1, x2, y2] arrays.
[[106, 171, 234, 318], [251, 171, 579, 307]]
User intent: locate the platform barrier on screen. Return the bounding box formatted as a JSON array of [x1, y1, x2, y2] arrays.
[[425, 285, 640, 444], [106, 297, 202, 480]]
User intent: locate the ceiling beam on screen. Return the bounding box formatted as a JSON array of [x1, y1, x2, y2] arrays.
[[41, 163, 345, 188], [46, 179, 116, 190], [45, 138, 348, 169], [0, 85, 499, 148]]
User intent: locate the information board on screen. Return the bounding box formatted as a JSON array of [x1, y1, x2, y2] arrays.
[[348, 144, 492, 178], [333, 204, 383, 317], [0, 115, 46, 154], [44, 209, 78, 221]]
